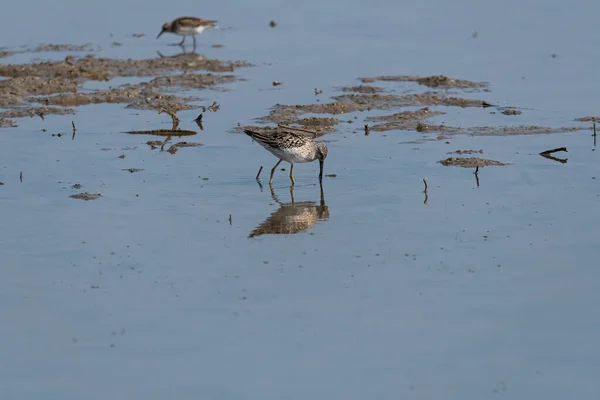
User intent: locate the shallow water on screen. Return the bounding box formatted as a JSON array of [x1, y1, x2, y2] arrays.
[[2, 0, 600, 399]]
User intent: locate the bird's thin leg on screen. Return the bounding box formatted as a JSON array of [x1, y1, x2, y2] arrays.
[[290, 185, 295, 204], [269, 159, 282, 185], [179, 36, 185, 46], [193, 35, 197, 50], [289, 163, 295, 186]]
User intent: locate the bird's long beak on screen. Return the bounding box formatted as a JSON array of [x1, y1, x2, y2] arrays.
[[156, 30, 164, 39], [319, 159, 324, 183]]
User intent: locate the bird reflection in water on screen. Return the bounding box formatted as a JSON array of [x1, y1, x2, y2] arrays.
[[248, 183, 329, 238]]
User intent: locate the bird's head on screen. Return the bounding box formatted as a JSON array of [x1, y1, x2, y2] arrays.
[[157, 22, 172, 38], [316, 142, 328, 161]]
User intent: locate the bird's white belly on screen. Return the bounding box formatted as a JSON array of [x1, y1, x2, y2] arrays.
[[268, 147, 314, 163], [179, 26, 206, 36]]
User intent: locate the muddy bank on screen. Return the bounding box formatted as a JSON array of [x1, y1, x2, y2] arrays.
[[0, 54, 248, 80], [0, 49, 249, 127]]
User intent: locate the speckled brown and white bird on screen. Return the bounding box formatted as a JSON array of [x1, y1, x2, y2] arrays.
[[157, 17, 217, 48], [244, 125, 329, 185]]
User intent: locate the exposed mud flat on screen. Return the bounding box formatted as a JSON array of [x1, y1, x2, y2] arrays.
[[0, 48, 249, 127], [242, 74, 585, 139], [359, 74, 487, 89], [439, 157, 507, 167]]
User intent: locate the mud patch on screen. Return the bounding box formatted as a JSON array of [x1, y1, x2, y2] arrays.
[[333, 93, 491, 109], [45, 87, 197, 111], [0, 117, 17, 128], [0, 54, 248, 80], [0, 106, 75, 119], [360, 75, 486, 89], [439, 157, 506, 168], [575, 116, 600, 122], [0, 50, 249, 126], [70, 192, 101, 200], [33, 43, 99, 53], [340, 85, 384, 93], [122, 168, 144, 173], [447, 149, 483, 155], [367, 107, 445, 132]]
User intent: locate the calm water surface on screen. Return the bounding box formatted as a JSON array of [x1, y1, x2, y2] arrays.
[[1, 0, 599, 399]]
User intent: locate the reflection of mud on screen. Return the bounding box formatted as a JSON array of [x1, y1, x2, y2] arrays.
[[0, 48, 249, 127], [439, 157, 506, 167], [249, 184, 329, 238]]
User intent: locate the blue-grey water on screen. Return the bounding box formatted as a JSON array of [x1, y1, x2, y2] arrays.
[[1, 0, 600, 399]]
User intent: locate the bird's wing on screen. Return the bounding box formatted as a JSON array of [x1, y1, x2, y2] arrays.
[[176, 17, 217, 27], [244, 128, 311, 150]]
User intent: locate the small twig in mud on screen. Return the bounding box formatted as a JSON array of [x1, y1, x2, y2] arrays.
[[20, 171, 23, 183], [256, 166, 263, 180], [228, 214, 232, 225], [424, 192, 428, 205], [71, 120, 76, 140], [539, 147, 567, 155], [364, 124, 370, 136], [423, 177, 428, 193], [158, 108, 180, 131], [160, 135, 172, 152]]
